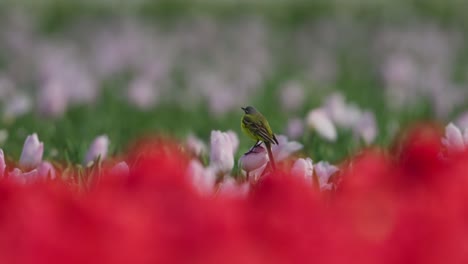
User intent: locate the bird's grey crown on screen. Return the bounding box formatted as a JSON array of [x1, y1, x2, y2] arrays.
[[242, 106, 258, 114]]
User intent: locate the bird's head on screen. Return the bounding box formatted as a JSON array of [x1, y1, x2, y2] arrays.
[[241, 106, 258, 114]]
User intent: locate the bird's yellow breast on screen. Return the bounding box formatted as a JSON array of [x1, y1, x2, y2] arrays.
[[241, 117, 260, 141]]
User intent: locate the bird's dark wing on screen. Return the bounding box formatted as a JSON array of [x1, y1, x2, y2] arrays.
[[243, 115, 277, 145], [272, 134, 279, 145]]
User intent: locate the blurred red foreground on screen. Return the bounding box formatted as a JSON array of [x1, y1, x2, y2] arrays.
[[1, 125, 468, 264]]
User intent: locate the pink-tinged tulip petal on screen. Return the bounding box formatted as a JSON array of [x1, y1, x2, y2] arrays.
[[306, 109, 337, 142], [248, 163, 268, 182], [291, 158, 314, 184], [441, 123, 465, 153], [19, 133, 43, 169], [315, 161, 338, 191], [227, 130, 239, 155], [186, 134, 207, 157], [0, 149, 5, 178], [110, 161, 130, 177], [37, 161, 55, 179], [323, 92, 349, 127], [9, 168, 38, 184], [464, 129, 468, 147], [210, 130, 234, 174], [239, 145, 269, 173], [84, 135, 109, 165], [186, 160, 216, 195], [355, 111, 378, 145], [287, 118, 304, 139], [271, 135, 303, 162], [218, 177, 249, 198], [455, 111, 468, 130]]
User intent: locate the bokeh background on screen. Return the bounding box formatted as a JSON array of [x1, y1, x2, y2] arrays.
[[0, 0, 467, 164]]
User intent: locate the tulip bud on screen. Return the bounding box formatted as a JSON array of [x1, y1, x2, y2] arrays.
[[291, 158, 314, 184], [306, 109, 337, 142], [110, 161, 130, 177], [442, 123, 465, 153], [84, 135, 109, 165], [315, 161, 339, 191], [19, 133, 44, 169], [186, 160, 217, 194], [239, 145, 269, 173], [37, 161, 56, 179], [210, 130, 234, 174]]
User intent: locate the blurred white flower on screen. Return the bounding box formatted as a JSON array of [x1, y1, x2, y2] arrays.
[[186, 159, 216, 195], [279, 80, 305, 112], [37, 45, 98, 105], [210, 130, 235, 174], [186, 134, 207, 157], [84, 135, 109, 165], [110, 161, 130, 177], [354, 111, 378, 145], [9, 168, 38, 184], [0, 149, 5, 178], [291, 157, 314, 184], [38, 79, 68, 118], [441, 123, 466, 153], [3, 93, 32, 120], [286, 118, 304, 139], [381, 53, 418, 104], [375, 25, 462, 115], [306, 108, 337, 142], [37, 161, 56, 179], [239, 145, 269, 173], [315, 161, 338, 190], [323, 93, 362, 129], [19, 133, 43, 169], [271, 135, 303, 162], [323, 92, 348, 126], [127, 75, 158, 110]]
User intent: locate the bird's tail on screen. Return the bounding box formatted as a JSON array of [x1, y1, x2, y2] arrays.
[[265, 142, 276, 171]]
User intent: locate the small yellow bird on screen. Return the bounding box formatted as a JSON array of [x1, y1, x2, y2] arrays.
[[241, 106, 278, 170]]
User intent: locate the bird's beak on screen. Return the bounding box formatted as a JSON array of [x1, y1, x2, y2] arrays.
[[241, 107, 246, 112]]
